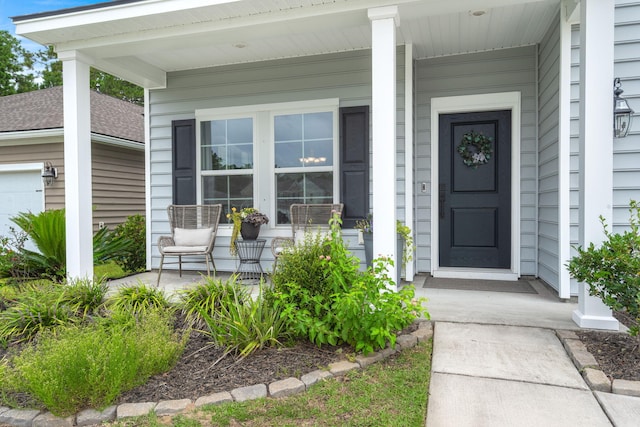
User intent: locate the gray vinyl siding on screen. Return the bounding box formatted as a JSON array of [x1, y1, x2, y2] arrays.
[[613, 1, 640, 224], [148, 48, 407, 272], [569, 0, 640, 295], [0, 141, 65, 210], [537, 12, 561, 291], [91, 143, 145, 230], [414, 46, 538, 274]]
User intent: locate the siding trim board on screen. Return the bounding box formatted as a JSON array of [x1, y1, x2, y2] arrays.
[[430, 91, 522, 281]]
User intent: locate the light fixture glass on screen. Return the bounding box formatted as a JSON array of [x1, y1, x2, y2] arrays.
[[614, 78, 634, 138], [41, 161, 58, 186]]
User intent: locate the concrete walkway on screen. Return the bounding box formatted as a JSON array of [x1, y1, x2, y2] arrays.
[[416, 278, 640, 427]]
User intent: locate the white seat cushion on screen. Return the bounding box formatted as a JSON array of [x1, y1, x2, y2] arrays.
[[294, 229, 330, 245], [173, 227, 213, 246], [162, 245, 208, 253]]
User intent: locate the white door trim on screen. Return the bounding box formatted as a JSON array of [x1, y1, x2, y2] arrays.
[[430, 92, 521, 281]]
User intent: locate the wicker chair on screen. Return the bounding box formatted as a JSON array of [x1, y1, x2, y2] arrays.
[[157, 204, 222, 285], [271, 203, 344, 268]]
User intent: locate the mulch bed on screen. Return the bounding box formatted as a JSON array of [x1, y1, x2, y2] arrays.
[[577, 311, 640, 381], [116, 331, 351, 404]]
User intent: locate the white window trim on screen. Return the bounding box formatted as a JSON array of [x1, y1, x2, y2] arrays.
[[195, 98, 340, 233]]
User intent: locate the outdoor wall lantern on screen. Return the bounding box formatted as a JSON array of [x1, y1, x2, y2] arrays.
[[614, 77, 634, 138], [41, 161, 58, 186]]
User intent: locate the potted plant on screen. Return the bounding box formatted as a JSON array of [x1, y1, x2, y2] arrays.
[[355, 215, 415, 283], [227, 207, 269, 255]]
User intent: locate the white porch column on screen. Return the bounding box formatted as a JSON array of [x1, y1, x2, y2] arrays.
[[368, 6, 398, 288], [572, 0, 619, 330], [404, 44, 415, 282], [61, 51, 94, 279]]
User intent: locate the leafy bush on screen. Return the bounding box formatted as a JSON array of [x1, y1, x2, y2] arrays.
[[179, 276, 249, 327], [0, 230, 28, 279], [64, 278, 108, 317], [11, 210, 66, 280], [196, 277, 288, 357], [0, 283, 75, 345], [111, 214, 146, 273], [567, 200, 640, 335], [2, 310, 186, 416], [10, 209, 135, 280], [108, 283, 171, 315], [270, 213, 428, 354]]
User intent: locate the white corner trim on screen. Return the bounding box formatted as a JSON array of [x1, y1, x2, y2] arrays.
[[430, 91, 521, 278]]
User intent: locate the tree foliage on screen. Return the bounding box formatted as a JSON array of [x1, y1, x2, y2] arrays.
[[0, 30, 38, 95], [0, 32, 143, 105]]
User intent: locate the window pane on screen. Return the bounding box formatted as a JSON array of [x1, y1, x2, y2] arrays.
[[274, 112, 333, 169], [202, 175, 253, 222], [275, 114, 302, 142], [304, 112, 332, 139], [275, 141, 303, 168], [275, 172, 333, 224], [228, 118, 253, 144], [201, 118, 253, 170]]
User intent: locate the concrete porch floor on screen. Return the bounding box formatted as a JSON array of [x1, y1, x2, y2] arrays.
[[107, 270, 591, 331]]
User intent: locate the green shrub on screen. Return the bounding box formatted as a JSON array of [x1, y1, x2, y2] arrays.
[[108, 283, 171, 315], [567, 200, 640, 335], [63, 278, 108, 317], [270, 213, 428, 354], [10, 209, 135, 280], [197, 277, 288, 357], [111, 214, 146, 273], [0, 283, 75, 344], [179, 276, 249, 327], [11, 210, 66, 280], [2, 310, 186, 416]]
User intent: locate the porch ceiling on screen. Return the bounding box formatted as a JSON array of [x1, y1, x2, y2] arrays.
[[14, 0, 562, 88]]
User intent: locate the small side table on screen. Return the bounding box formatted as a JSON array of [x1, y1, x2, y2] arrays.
[[234, 239, 266, 282]]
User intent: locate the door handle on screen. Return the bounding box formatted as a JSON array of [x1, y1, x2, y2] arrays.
[[439, 184, 446, 219]]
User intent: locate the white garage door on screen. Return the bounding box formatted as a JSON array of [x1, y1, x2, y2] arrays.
[[0, 167, 44, 239]]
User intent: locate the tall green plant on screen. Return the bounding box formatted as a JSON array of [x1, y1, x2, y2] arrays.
[[567, 200, 640, 335], [111, 214, 146, 272], [2, 310, 185, 416], [197, 277, 288, 357], [11, 209, 134, 279], [271, 213, 428, 354], [11, 210, 66, 279]]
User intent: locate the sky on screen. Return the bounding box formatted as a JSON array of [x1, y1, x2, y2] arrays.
[[1, 0, 106, 51]]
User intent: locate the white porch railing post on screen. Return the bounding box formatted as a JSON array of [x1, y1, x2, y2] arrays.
[[61, 51, 94, 280], [572, 0, 619, 330], [369, 6, 398, 289]]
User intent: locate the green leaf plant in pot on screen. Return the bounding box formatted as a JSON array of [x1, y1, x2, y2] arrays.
[[355, 215, 415, 283]]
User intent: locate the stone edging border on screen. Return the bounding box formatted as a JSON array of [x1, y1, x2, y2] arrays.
[[0, 321, 434, 427], [557, 330, 640, 396]]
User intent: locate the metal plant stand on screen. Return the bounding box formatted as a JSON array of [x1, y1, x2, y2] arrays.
[[234, 239, 266, 282]]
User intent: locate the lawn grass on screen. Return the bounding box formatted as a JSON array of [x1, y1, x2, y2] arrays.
[[94, 261, 128, 280], [104, 340, 433, 427]]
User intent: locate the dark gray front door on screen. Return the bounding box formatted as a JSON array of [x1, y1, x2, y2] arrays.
[[438, 110, 511, 268]]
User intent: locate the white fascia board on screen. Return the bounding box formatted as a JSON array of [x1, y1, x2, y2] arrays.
[[92, 134, 144, 150], [0, 129, 142, 150], [15, 0, 241, 37], [0, 129, 63, 145]]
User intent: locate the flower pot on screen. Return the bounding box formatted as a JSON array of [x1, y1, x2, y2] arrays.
[[362, 232, 403, 283], [240, 222, 261, 240]]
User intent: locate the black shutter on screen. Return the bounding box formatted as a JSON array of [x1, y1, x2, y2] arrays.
[[339, 106, 370, 227], [171, 119, 197, 205]]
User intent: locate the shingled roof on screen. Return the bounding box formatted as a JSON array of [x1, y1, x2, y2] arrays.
[[0, 86, 144, 144]]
